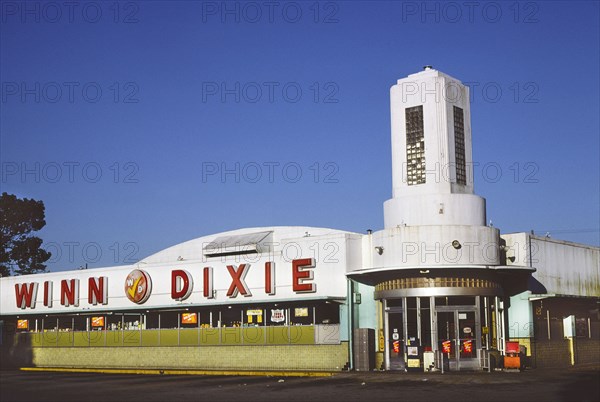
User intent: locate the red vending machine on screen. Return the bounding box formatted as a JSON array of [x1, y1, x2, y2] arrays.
[[504, 341, 521, 370]]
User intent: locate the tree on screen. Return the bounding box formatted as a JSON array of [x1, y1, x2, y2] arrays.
[[0, 192, 51, 276]]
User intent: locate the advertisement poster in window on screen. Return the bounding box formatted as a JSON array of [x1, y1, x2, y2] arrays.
[[294, 307, 308, 317], [442, 340, 452, 354], [271, 309, 285, 323], [247, 309, 263, 324], [181, 313, 197, 324]]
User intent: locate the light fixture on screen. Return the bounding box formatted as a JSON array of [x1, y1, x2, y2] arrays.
[[452, 240, 461, 249], [375, 246, 384, 255]]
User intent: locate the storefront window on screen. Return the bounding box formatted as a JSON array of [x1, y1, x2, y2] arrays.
[[315, 302, 339, 324], [406, 298, 418, 343], [10, 299, 342, 342], [73, 316, 87, 331], [145, 312, 160, 329], [387, 298, 403, 308], [199, 310, 212, 328], [159, 312, 179, 329], [435, 296, 476, 306], [420, 298, 432, 348], [221, 307, 242, 327]]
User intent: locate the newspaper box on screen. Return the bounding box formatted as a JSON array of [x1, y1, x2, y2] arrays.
[[504, 341, 521, 370]]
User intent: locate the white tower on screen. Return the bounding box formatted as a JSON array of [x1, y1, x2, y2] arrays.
[[384, 66, 487, 228]]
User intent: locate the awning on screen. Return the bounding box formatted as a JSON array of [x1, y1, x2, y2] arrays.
[[347, 264, 535, 286]]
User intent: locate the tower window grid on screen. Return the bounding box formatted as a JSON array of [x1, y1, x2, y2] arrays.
[[405, 105, 425, 185], [453, 106, 467, 185]]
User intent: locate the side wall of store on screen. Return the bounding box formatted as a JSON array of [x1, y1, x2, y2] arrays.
[[508, 294, 600, 368]]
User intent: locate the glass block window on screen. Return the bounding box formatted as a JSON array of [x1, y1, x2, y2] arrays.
[[453, 106, 467, 185], [405, 106, 425, 185]]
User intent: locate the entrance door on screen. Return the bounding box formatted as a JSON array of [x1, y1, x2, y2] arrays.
[[437, 310, 479, 370], [387, 311, 405, 370], [457, 311, 478, 370]]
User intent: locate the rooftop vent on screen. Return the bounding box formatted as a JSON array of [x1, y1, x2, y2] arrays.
[[203, 230, 272, 257]]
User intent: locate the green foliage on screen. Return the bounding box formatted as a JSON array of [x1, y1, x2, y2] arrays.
[[0, 192, 51, 276]]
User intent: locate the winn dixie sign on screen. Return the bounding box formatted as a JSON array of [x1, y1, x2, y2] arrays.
[[10, 258, 322, 311]]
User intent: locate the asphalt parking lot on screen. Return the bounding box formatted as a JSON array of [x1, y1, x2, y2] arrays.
[[1, 367, 599, 402]]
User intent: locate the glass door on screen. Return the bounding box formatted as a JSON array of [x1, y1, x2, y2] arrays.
[[456, 311, 477, 360], [387, 311, 405, 370], [437, 310, 479, 370], [437, 311, 457, 370], [457, 311, 478, 370]]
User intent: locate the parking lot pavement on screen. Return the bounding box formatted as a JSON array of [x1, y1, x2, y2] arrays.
[[1, 367, 598, 402]]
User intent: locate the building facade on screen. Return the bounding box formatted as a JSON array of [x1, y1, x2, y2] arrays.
[[1, 68, 598, 372]]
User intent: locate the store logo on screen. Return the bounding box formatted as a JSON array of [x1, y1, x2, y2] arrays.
[[124, 269, 152, 304]]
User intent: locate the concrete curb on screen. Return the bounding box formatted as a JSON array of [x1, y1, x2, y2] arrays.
[[19, 367, 336, 377]]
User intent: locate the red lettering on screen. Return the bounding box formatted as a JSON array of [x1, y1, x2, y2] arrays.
[[226, 264, 252, 297], [171, 270, 193, 301], [15, 283, 38, 309], [203, 267, 214, 298], [43, 281, 53, 307], [265, 261, 275, 295], [88, 277, 108, 305], [292, 258, 316, 293], [60, 279, 80, 307]]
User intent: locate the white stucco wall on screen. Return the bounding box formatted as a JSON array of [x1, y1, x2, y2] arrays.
[[355, 224, 501, 271], [502, 233, 600, 297]]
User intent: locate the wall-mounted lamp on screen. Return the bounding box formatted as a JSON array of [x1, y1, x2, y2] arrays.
[[375, 246, 384, 255], [419, 269, 430, 274], [452, 240, 461, 250]]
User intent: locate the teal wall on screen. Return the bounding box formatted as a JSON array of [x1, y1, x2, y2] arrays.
[[355, 282, 377, 330], [508, 291, 534, 338]]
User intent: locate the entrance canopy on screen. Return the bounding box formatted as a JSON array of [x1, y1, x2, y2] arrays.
[[347, 264, 535, 285]]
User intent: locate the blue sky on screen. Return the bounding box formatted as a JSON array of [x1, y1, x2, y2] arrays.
[[1, 1, 598, 272]]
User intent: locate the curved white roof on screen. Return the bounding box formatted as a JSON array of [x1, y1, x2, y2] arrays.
[[140, 226, 361, 265]]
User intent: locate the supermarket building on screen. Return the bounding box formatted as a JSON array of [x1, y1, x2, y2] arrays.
[[1, 68, 598, 372]]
